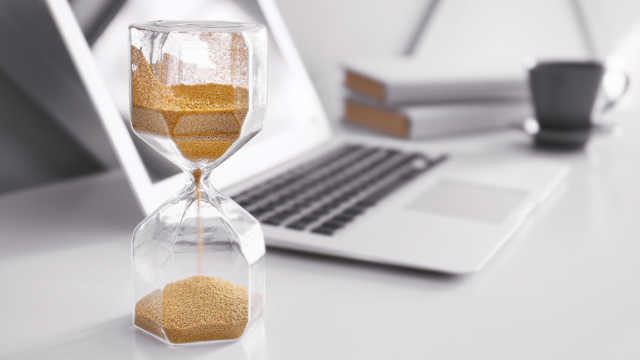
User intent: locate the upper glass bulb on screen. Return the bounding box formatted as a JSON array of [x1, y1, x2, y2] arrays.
[[130, 20, 267, 173]]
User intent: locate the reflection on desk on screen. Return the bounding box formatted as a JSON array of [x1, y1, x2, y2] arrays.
[[1, 110, 640, 359]]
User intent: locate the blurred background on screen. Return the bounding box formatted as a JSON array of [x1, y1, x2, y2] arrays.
[[1, 0, 639, 194], [3, 1, 640, 357]]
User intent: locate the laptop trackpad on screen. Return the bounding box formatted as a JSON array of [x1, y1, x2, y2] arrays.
[[407, 180, 528, 223]]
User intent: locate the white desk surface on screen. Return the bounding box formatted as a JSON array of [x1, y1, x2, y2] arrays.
[[2, 111, 640, 360]]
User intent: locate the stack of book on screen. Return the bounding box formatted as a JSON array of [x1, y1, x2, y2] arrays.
[[342, 58, 532, 139]]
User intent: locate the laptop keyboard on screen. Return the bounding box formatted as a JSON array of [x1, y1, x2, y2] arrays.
[[231, 145, 446, 236]]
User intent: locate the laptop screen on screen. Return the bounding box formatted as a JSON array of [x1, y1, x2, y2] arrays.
[[50, 0, 331, 214], [92, 0, 321, 181]]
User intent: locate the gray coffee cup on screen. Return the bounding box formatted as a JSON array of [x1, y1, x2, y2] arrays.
[[528, 61, 628, 148]]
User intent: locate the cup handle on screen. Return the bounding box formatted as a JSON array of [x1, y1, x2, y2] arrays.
[[592, 71, 629, 136], [600, 71, 630, 117]]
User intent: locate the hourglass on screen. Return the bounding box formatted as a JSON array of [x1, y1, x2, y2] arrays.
[[129, 21, 267, 345]]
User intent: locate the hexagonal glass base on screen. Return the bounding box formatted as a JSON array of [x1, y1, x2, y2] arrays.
[[132, 172, 265, 345], [134, 305, 265, 346]]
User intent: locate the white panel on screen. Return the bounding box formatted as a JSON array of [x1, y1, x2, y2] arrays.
[[274, 0, 434, 76], [0, 1, 118, 168], [413, 0, 591, 64], [579, 0, 640, 57]]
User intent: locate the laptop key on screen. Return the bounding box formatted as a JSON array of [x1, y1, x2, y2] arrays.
[[286, 221, 310, 230], [355, 199, 376, 208], [262, 217, 283, 226], [250, 206, 272, 217], [311, 227, 335, 236], [261, 209, 298, 224], [331, 214, 355, 223], [343, 207, 365, 215], [310, 209, 330, 217], [320, 220, 345, 229], [298, 216, 319, 222]]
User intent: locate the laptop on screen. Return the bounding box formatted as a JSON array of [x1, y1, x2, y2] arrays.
[[47, 0, 569, 274]]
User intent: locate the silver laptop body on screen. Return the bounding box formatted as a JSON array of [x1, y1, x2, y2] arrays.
[[48, 0, 568, 274]]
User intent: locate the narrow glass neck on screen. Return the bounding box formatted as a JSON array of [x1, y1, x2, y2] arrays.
[[190, 168, 213, 190]]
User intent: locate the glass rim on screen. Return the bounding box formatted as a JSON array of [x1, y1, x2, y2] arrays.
[[531, 60, 603, 70], [130, 20, 265, 33]]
